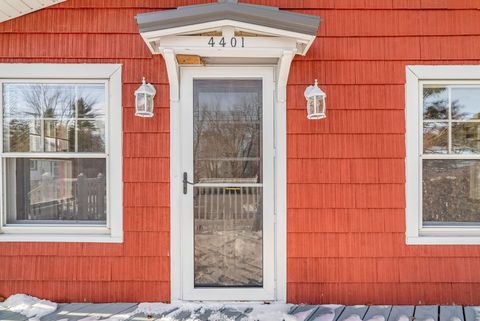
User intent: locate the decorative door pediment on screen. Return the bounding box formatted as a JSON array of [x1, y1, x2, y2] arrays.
[[136, 0, 321, 102]]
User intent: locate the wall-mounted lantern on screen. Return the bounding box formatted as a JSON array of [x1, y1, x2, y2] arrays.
[[304, 79, 326, 120], [135, 77, 156, 117]]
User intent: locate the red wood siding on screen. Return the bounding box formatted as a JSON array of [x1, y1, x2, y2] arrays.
[[0, 0, 480, 304]]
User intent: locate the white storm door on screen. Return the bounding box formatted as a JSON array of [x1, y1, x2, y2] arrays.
[[179, 66, 275, 301]]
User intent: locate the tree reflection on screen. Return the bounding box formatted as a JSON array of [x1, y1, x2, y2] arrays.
[[194, 87, 261, 183], [5, 84, 105, 153], [423, 87, 480, 223]]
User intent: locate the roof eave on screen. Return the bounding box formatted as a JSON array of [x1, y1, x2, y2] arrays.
[[135, 2, 320, 37]]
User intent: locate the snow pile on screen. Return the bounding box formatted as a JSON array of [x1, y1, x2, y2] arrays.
[[310, 308, 336, 321], [342, 313, 363, 321], [134, 302, 302, 321], [134, 302, 181, 316], [365, 315, 386, 321], [247, 303, 296, 321], [1, 294, 348, 321], [1, 294, 57, 320]]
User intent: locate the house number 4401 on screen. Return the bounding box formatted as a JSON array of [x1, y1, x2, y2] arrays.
[[208, 37, 245, 48]]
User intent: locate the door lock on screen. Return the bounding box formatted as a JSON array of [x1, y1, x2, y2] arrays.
[[183, 172, 194, 194]]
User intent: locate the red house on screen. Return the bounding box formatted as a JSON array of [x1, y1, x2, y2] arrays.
[[1, 0, 480, 305]]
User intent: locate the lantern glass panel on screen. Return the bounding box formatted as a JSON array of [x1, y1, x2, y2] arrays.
[[315, 95, 325, 114], [307, 97, 316, 116], [136, 93, 146, 112], [307, 95, 326, 119], [146, 94, 154, 114]]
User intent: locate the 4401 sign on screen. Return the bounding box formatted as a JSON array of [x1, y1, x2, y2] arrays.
[[208, 36, 245, 48]]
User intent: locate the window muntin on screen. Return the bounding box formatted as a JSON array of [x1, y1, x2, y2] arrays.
[[421, 84, 480, 227], [1, 81, 109, 227]]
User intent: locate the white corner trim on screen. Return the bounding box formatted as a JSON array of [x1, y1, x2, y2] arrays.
[[405, 65, 480, 245], [0, 63, 123, 243]]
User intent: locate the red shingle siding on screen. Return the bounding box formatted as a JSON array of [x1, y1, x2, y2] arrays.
[[0, 0, 480, 305]]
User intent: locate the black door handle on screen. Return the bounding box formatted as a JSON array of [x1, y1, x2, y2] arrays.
[[183, 172, 194, 194]]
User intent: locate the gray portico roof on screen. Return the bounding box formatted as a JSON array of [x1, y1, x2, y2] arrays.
[[135, 0, 321, 36]]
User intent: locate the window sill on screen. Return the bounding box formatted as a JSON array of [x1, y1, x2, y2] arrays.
[[407, 235, 480, 245], [0, 232, 123, 243]]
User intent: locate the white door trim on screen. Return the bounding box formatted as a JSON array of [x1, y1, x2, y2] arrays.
[[170, 65, 287, 302]]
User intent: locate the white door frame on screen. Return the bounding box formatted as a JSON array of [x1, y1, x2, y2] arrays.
[[170, 64, 287, 302], [179, 66, 274, 301]]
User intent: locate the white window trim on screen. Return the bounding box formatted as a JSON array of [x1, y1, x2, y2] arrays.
[[0, 64, 123, 243], [406, 65, 480, 245]]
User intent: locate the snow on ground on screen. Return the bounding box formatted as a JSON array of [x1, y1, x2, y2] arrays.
[[342, 314, 363, 321], [364, 315, 386, 321], [1, 294, 342, 321], [1, 294, 57, 320]]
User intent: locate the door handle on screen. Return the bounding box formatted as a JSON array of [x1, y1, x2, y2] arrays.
[[183, 172, 194, 194]]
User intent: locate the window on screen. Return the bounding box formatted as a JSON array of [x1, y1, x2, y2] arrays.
[[0, 64, 122, 242], [406, 65, 480, 244]]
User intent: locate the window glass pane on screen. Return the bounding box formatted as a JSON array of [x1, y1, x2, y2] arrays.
[[3, 83, 105, 153], [77, 120, 105, 152], [5, 158, 106, 225], [423, 122, 448, 154], [452, 122, 480, 154], [194, 186, 263, 287], [423, 159, 480, 224], [193, 79, 262, 183], [451, 87, 480, 120], [43, 119, 74, 152], [423, 87, 448, 120], [77, 85, 106, 118]]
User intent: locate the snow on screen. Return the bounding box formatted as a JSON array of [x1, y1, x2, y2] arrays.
[[134, 302, 180, 316], [246, 303, 296, 321], [365, 315, 385, 321], [310, 309, 336, 321], [0, 294, 367, 321], [0, 294, 57, 320], [342, 314, 363, 321]]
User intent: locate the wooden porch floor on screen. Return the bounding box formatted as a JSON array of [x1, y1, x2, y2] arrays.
[[1, 302, 480, 321]]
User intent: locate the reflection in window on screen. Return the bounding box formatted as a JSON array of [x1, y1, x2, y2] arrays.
[[2, 83, 108, 226], [423, 160, 480, 224], [5, 158, 106, 224], [422, 85, 480, 225], [192, 79, 263, 288], [193, 79, 262, 183], [3, 83, 105, 153]]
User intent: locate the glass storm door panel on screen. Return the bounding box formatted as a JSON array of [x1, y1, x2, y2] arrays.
[[180, 67, 275, 301], [193, 79, 263, 287]]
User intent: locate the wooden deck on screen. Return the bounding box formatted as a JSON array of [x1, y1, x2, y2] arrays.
[[1, 303, 480, 321]]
